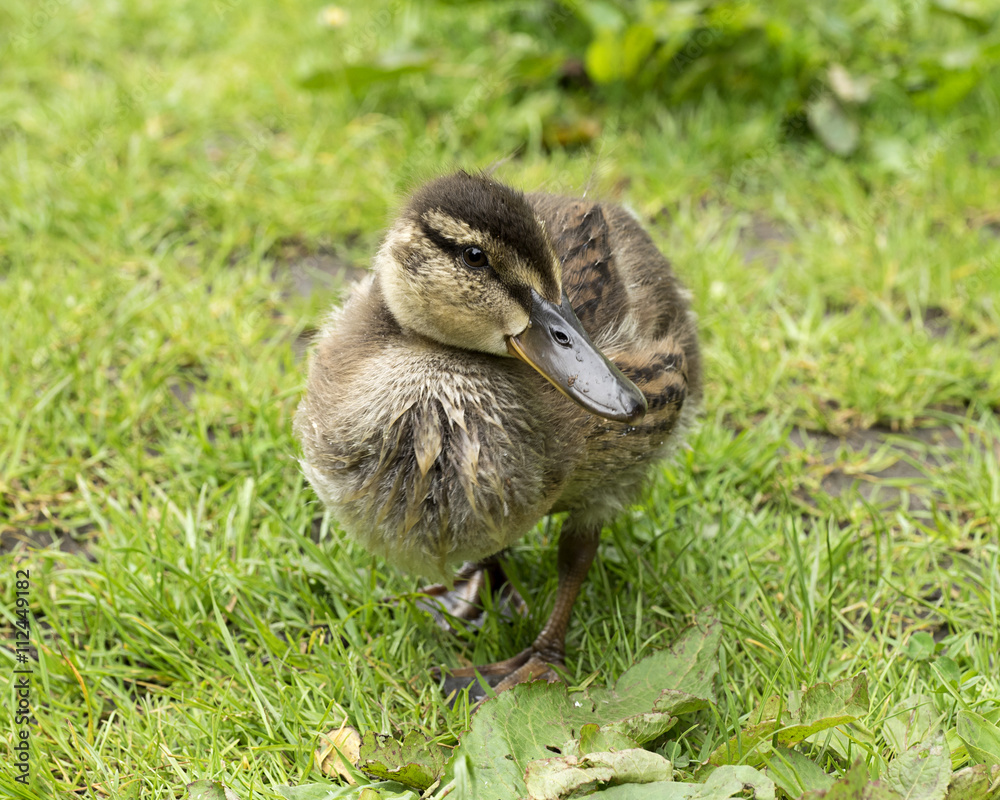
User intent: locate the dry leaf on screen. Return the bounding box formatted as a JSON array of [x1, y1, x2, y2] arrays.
[[316, 723, 362, 784]]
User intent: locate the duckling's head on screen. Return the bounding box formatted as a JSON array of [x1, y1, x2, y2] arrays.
[[375, 171, 646, 423]]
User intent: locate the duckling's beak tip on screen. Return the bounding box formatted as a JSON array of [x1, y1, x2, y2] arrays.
[[624, 396, 647, 424], [505, 292, 647, 424]]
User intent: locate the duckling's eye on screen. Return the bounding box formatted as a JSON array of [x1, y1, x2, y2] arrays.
[[461, 246, 489, 269]]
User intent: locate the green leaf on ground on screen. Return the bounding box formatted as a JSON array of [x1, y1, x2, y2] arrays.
[[886, 743, 951, 800], [356, 786, 421, 800], [762, 747, 836, 796], [944, 764, 1000, 800], [276, 782, 420, 800], [446, 614, 721, 797], [884, 695, 943, 754], [584, 613, 722, 719], [905, 632, 937, 662], [444, 680, 598, 797], [185, 782, 241, 800], [802, 760, 897, 799], [356, 731, 450, 791], [956, 710, 1000, 767], [602, 712, 681, 747], [931, 657, 962, 690], [807, 94, 860, 156], [597, 765, 775, 798], [576, 721, 643, 754], [525, 748, 673, 800], [710, 674, 870, 765]]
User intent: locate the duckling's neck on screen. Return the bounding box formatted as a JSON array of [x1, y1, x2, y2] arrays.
[[359, 275, 404, 338], [371, 273, 428, 341], [372, 272, 508, 358]]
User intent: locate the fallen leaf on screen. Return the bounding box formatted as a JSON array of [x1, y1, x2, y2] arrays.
[[185, 781, 241, 800], [802, 760, 898, 799], [525, 749, 673, 800], [584, 613, 722, 719], [945, 764, 1000, 800], [357, 730, 449, 791], [710, 674, 870, 765], [444, 613, 721, 798], [762, 747, 836, 796], [316, 724, 362, 784], [807, 95, 860, 157], [886, 743, 951, 800], [597, 765, 775, 798], [828, 64, 873, 104], [883, 694, 943, 754], [957, 710, 1000, 768]]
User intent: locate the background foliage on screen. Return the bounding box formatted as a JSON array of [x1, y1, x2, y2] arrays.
[[1, 0, 999, 798]]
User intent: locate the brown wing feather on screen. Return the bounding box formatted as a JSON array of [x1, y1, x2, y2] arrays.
[[528, 195, 627, 333], [529, 193, 701, 400]]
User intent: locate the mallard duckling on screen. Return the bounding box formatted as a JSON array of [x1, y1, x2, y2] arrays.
[[294, 171, 701, 693]]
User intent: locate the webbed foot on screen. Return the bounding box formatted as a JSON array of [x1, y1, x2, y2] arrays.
[[435, 524, 601, 705], [437, 646, 563, 702], [416, 557, 525, 630]]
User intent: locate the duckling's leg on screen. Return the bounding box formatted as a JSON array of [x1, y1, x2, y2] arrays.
[[417, 556, 526, 628], [440, 524, 599, 698]]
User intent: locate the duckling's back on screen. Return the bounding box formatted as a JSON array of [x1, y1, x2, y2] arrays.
[[527, 193, 702, 524]]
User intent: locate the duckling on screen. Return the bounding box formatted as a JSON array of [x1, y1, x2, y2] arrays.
[[294, 171, 701, 693]]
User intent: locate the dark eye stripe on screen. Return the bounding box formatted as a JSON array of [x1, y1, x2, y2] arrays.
[[507, 284, 532, 312]]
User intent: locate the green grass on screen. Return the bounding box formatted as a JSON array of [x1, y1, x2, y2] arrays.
[[1, 0, 999, 797]]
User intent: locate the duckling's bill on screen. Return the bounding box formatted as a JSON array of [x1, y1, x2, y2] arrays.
[[506, 290, 647, 424]]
